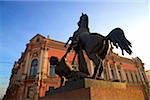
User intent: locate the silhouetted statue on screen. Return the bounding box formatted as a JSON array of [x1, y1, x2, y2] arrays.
[[65, 13, 132, 79], [64, 13, 90, 76], [50, 55, 88, 87]]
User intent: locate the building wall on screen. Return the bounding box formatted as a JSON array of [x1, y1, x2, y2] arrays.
[[3, 34, 149, 100], [145, 70, 150, 98], [146, 70, 150, 85]]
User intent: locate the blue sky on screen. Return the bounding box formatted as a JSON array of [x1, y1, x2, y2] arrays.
[[0, 0, 150, 98]]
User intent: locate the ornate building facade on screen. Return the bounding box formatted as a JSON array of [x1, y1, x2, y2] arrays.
[[3, 34, 149, 100]]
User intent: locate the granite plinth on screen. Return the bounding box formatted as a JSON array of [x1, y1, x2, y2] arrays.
[[41, 78, 145, 100]]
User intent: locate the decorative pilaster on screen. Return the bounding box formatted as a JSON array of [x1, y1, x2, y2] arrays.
[[101, 61, 105, 79], [27, 52, 32, 76], [107, 62, 112, 80], [23, 52, 30, 75], [137, 67, 145, 83], [38, 48, 44, 80], [114, 62, 119, 80], [42, 48, 49, 78], [120, 64, 126, 82], [18, 85, 24, 100], [104, 60, 109, 81]]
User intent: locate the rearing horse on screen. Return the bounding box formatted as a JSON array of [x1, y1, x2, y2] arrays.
[[71, 13, 132, 79]]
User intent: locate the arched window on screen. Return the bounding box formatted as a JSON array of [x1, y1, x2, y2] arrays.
[[29, 59, 38, 77], [111, 69, 115, 80], [50, 65, 56, 77], [49, 56, 59, 77], [134, 72, 139, 82], [125, 71, 129, 82], [130, 71, 134, 82], [118, 70, 122, 82]]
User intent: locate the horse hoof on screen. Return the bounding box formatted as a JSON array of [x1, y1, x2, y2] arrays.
[[91, 76, 96, 79], [96, 77, 102, 80]]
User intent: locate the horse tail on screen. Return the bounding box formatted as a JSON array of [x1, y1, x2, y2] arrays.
[[106, 28, 132, 55]]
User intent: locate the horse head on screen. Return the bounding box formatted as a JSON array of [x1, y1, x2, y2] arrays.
[[77, 13, 89, 29]]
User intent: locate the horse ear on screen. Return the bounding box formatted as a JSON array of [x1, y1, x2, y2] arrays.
[[82, 13, 84, 15]]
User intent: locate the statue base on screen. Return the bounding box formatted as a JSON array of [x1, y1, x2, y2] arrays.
[[40, 78, 145, 100]]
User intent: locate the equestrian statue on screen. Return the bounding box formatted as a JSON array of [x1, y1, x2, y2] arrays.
[[49, 13, 132, 86], [64, 13, 132, 78]]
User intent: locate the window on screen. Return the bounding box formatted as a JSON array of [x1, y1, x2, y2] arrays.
[[130, 71, 134, 82], [50, 65, 56, 77], [118, 70, 122, 82], [27, 86, 34, 98], [49, 56, 58, 77], [111, 69, 115, 80], [134, 72, 139, 82], [36, 38, 40, 42], [29, 59, 38, 77], [125, 71, 129, 82]]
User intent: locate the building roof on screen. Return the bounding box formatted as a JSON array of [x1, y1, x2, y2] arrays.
[[30, 34, 46, 42]]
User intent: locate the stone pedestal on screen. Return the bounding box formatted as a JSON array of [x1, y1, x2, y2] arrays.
[[40, 78, 145, 100]]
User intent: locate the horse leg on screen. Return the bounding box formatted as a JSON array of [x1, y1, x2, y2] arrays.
[[97, 60, 103, 78], [60, 76, 64, 87], [71, 52, 77, 65], [86, 52, 100, 79]]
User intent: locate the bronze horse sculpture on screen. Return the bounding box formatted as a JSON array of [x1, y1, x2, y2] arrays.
[[49, 13, 132, 86], [67, 13, 132, 79]]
